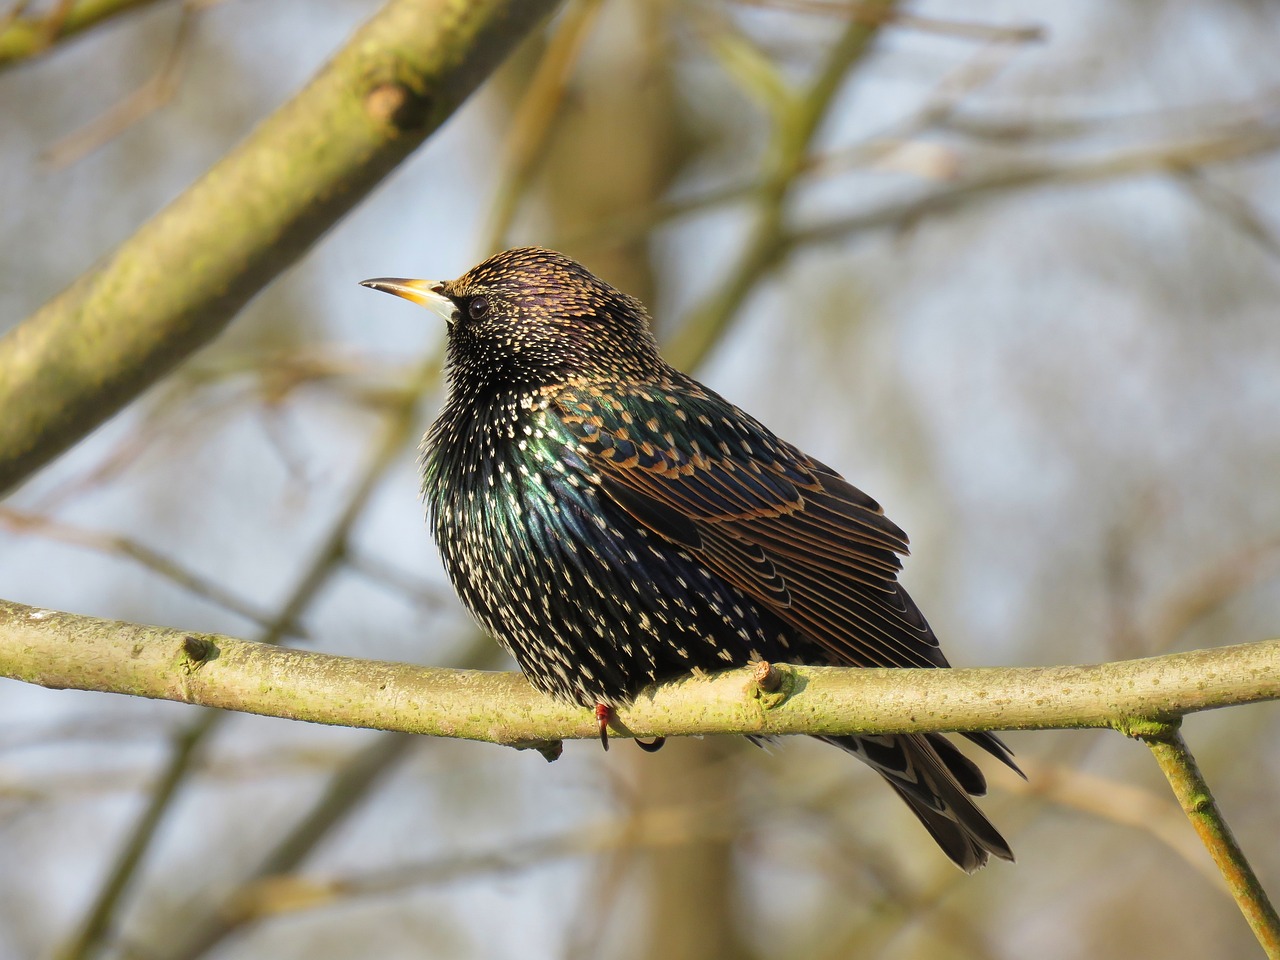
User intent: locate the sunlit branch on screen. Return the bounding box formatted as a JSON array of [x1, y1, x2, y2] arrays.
[[3, 598, 1277, 746]]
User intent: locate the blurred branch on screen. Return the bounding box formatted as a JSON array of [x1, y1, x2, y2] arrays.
[[2, 598, 1278, 742], [938, 90, 1280, 144], [791, 120, 1280, 247], [148, 732, 418, 960], [218, 798, 731, 924], [1142, 725, 1280, 959], [0, 506, 302, 636], [0, 0, 166, 69], [1147, 535, 1280, 652], [732, 0, 1045, 45], [52, 355, 442, 960], [40, 1, 194, 168], [480, 0, 605, 254], [666, 0, 897, 368], [994, 756, 1222, 887], [565, 105, 1280, 262], [0, 0, 559, 496], [54, 715, 211, 960], [1175, 168, 1280, 261], [149, 633, 500, 960], [343, 547, 455, 610]]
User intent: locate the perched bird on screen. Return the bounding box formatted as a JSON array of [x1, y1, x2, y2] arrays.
[[361, 247, 1019, 871]]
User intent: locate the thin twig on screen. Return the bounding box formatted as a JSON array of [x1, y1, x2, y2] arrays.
[[480, 0, 605, 254], [789, 121, 1280, 248], [666, 0, 900, 369], [992, 756, 1222, 888], [1147, 535, 1280, 652], [1140, 724, 1280, 959], [731, 0, 1045, 46], [215, 799, 733, 923], [0, 0, 166, 69], [43, 5, 197, 168], [0, 507, 300, 636], [53, 717, 212, 960], [145, 733, 418, 960], [343, 548, 454, 610], [1176, 168, 1280, 261], [50, 355, 442, 960], [149, 634, 504, 960]]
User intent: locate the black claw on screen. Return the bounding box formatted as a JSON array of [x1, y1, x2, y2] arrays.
[[594, 703, 611, 752], [634, 736, 666, 753]]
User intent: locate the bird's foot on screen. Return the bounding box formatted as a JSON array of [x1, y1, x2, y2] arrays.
[[594, 703, 612, 751], [594, 703, 665, 753]]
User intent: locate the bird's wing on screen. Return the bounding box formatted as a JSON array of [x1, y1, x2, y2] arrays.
[[551, 382, 948, 669]]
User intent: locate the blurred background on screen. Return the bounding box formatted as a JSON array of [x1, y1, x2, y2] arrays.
[[3, 1, 1280, 958]]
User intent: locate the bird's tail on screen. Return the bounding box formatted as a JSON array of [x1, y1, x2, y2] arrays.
[[821, 731, 1020, 873]]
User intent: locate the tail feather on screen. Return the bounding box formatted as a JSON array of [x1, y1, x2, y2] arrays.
[[822, 732, 1017, 872]]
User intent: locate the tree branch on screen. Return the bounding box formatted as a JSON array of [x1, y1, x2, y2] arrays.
[[1142, 726, 1280, 959], [0, 0, 166, 70], [790, 119, 1280, 248], [665, 0, 897, 368], [2, 598, 1277, 747], [0, 0, 558, 496]]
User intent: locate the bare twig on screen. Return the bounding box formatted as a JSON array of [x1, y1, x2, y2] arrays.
[[146, 733, 418, 960], [790, 121, 1280, 247], [214, 798, 731, 924], [1176, 168, 1280, 261], [993, 756, 1222, 887], [666, 0, 900, 368], [50, 354, 442, 960], [1139, 724, 1280, 959], [41, 1, 194, 168], [0, 0, 166, 69], [480, 0, 606, 254], [1147, 535, 1280, 652], [0, 507, 299, 635], [731, 0, 1045, 46], [343, 548, 454, 610], [53, 716, 211, 960]]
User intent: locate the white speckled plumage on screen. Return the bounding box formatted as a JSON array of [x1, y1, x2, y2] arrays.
[[363, 247, 1021, 871]]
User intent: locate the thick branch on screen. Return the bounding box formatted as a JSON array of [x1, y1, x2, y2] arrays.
[[2, 599, 1276, 745], [0, 0, 558, 495]]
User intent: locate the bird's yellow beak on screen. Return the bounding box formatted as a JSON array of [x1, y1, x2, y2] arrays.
[[359, 277, 457, 323]]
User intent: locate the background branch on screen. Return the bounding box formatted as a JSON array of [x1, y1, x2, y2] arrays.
[[0, 0, 558, 496], [0, 0, 166, 69]]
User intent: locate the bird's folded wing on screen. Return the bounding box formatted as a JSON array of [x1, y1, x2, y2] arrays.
[[552, 383, 947, 669]]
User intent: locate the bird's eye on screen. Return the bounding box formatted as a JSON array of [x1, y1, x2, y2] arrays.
[[468, 297, 491, 320]]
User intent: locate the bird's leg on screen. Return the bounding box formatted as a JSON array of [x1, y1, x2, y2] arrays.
[[594, 703, 612, 751], [594, 703, 665, 752]]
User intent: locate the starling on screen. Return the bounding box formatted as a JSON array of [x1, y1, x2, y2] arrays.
[[361, 247, 1019, 871]]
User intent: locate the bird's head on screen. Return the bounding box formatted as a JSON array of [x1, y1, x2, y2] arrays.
[[361, 247, 664, 394]]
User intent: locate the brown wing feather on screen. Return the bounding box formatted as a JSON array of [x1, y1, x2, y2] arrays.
[[553, 383, 945, 670]]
